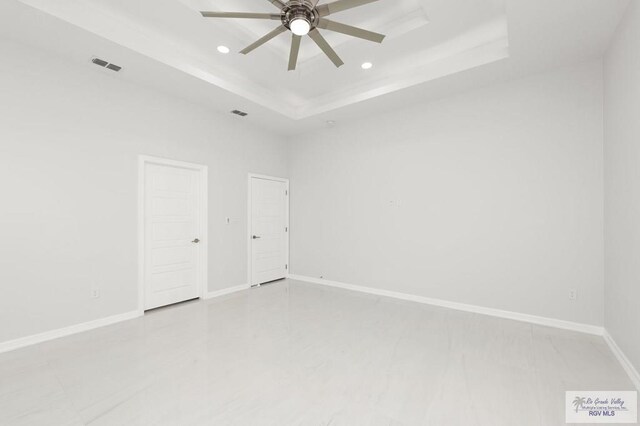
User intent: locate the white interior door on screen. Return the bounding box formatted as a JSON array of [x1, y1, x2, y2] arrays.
[[144, 162, 203, 310], [250, 176, 288, 286]]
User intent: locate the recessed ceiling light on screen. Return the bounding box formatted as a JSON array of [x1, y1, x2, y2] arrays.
[[217, 45, 230, 54], [361, 62, 373, 70]]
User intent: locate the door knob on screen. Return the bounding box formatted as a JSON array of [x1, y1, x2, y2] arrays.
[[192, 238, 200, 243], [252, 235, 261, 239]]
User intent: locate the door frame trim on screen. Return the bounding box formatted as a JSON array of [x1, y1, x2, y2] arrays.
[[247, 173, 290, 287], [138, 155, 208, 314]]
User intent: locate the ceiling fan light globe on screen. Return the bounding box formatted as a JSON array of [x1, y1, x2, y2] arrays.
[[290, 18, 311, 36]]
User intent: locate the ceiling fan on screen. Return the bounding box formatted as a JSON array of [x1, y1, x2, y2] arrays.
[[200, 0, 385, 71]]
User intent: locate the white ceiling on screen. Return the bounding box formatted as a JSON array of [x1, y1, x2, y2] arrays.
[[0, 0, 630, 136]]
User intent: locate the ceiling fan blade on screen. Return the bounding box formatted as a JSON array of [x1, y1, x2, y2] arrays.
[[240, 25, 287, 55], [308, 29, 344, 68], [266, 0, 286, 10], [310, 0, 321, 6], [316, 0, 379, 17], [317, 19, 385, 43], [288, 35, 302, 71], [200, 12, 281, 20]]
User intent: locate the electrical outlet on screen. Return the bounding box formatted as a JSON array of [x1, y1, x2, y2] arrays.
[[568, 289, 577, 301], [91, 288, 100, 299]]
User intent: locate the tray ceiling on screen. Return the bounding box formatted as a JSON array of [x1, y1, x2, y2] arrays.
[[4, 0, 629, 135], [14, 0, 509, 119]]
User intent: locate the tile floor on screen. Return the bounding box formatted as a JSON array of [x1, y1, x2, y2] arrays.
[[0, 279, 634, 425]]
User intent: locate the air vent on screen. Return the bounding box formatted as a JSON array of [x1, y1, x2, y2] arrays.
[[231, 110, 248, 117], [91, 57, 122, 72], [91, 58, 108, 67]]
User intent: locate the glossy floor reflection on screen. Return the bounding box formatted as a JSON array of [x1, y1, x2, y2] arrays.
[[0, 279, 634, 425]]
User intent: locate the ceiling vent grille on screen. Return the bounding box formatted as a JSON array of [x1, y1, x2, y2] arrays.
[[91, 57, 122, 72], [231, 110, 248, 117]]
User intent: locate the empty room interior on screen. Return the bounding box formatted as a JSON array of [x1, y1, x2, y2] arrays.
[[1, 0, 640, 424]]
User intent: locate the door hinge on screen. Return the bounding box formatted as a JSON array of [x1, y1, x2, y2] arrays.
[[285, 227, 288, 232], [285, 190, 288, 196], [285, 264, 288, 270]]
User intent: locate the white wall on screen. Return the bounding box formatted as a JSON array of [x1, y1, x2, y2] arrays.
[[289, 61, 604, 326], [0, 28, 619, 347], [604, 1, 640, 373], [0, 39, 287, 343]]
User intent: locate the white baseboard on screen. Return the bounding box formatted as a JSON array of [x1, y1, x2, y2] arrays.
[[0, 285, 250, 355], [603, 330, 640, 391], [290, 274, 640, 391], [0, 310, 141, 354], [204, 283, 250, 300], [287, 274, 604, 336]]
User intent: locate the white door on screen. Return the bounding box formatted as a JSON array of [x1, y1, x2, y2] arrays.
[[250, 176, 288, 285], [144, 162, 203, 310]]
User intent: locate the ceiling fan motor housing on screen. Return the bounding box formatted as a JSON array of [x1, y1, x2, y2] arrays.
[[199, 0, 386, 70], [282, 0, 319, 31]]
